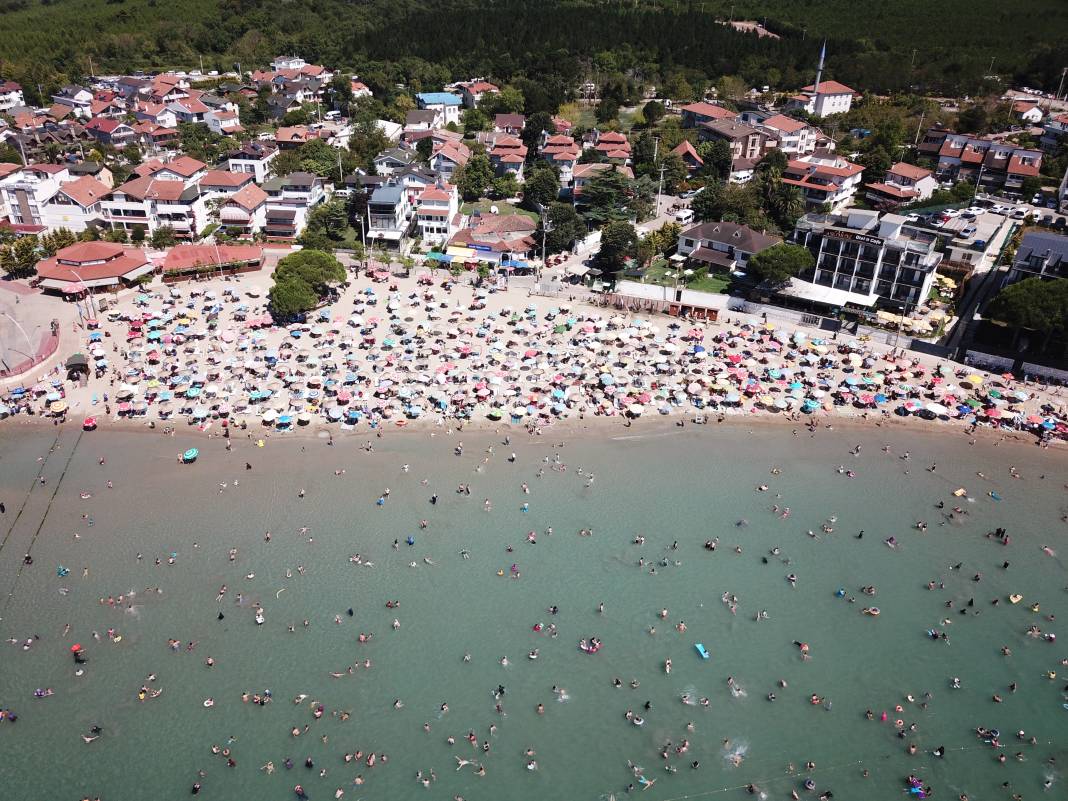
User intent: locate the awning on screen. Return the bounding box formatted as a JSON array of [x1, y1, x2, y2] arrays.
[[566, 263, 590, 277], [65, 353, 89, 369], [780, 278, 878, 309], [446, 246, 477, 259], [426, 252, 453, 263], [689, 247, 734, 269]]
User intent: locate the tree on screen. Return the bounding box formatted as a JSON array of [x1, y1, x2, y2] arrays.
[[859, 146, 892, 176], [642, 100, 665, 126], [715, 75, 748, 103], [415, 136, 435, 163], [105, 228, 129, 243], [0, 235, 41, 277], [747, 243, 814, 287], [661, 153, 688, 194], [522, 111, 555, 152], [268, 277, 320, 318], [697, 139, 732, 182], [299, 139, 343, 178], [956, 104, 990, 134], [491, 173, 520, 199], [269, 249, 345, 318], [595, 97, 619, 124], [692, 181, 722, 221], [463, 107, 489, 133], [329, 73, 355, 117], [539, 202, 587, 254], [130, 225, 146, 243], [524, 165, 561, 209], [488, 85, 525, 115], [582, 167, 634, 225], [597, 221, 637, 275], [39, 228, 76, 257], [347, 116, 391, 172], [986, 277, 1068, 349], [305, 198, 350, 240], [456, 152, 493, 200], [150, 225, 177, 249]]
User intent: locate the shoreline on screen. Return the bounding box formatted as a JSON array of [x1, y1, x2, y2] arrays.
[[2, 401, 1049, 452]]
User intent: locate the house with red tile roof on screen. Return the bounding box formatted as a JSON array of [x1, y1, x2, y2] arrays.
[[671, 140, 704, 175], [102, 172, 208, 239], [0, 79, 24, 112], [132, 122, 180, 150], [0, 164, 72, 230], [161, 244, 264, 280], [35, 241, 154, 292], [135, 155, 207, 185], [758, 114, 818, 155], [275, 125, 320, 149], [571, 163, 634, 200], [430, 140, 472, 180], [84, 117, 136, 148], [42, 175, 109, 231], [206, 109, 243, 136], [865, 162, 937, 208], [199, 170, 255, 199], [488, 135, 529, 179], [458, 80, 500, 109], [782, 150, 864, 209], [132, 100, 177, 128], [592, 130, 631, 164], [448, 212, 536, 260], [220, 183, 269, 238], [786, 80, 857, 117], [680, 102, 736, 129], [1010, 99, 1044, 124], [416, 182, 460, 244], [540, 134, 583, 184]]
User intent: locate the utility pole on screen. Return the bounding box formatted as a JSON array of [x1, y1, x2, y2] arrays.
[[337, 149, 344, 184], [988, 56, 996, 75], [88, 56, 94, 78], [913, 111, 926, 146], [1052, 67, 1067, 111], [655, 163, 667, 219], [539, 210, 553, 283], [199, 54, 205, 75], [653, 135, 660, 164], [910, 49, 917, 69]]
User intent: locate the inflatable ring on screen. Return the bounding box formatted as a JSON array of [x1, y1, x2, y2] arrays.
[[203, 698, 215, 708], [895, 719, 904, 728]]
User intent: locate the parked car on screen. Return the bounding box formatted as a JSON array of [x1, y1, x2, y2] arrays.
[[961, 225, 977, 237], [1011, 208, 1027, 219]]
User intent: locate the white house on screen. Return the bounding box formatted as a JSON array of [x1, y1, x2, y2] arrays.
[[415, 92, 462, 127], [366, 181, 413, 246], [51, 85, 94, 118], [456, 80, 499, 109], [102, 174, 208, 239], [351, 79, 373, 99], [219, 183, 269, 238], [1012, 99, 1044, 125], [0, 80, 25, 112], [226, 142, 278, 184], [262, 172, 326, 239], [782, 151, 864, 209], [415, 182, 459, 245], [787, 80, 856, 117], [42, 175, 109, 232], [206, 109, 243, 136], [865, 162, 938, 207], [429, 140, 471, 179], [759, 114, 818, 155], [0, 164, 71, 231]]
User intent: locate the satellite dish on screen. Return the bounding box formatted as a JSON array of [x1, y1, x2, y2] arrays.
[[490, 205, 499, 214]]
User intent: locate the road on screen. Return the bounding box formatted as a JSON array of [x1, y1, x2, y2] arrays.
[[941, 217, 1015, 356]]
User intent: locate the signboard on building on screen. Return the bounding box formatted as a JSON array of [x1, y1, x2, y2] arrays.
[[825, 229, 884, 247]]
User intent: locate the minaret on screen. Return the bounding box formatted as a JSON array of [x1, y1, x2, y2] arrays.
[[813, 41, 826, 96]]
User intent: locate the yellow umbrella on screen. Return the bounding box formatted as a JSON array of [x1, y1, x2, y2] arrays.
[[966, 374, 983, 385], [50, 400, 68, 414]]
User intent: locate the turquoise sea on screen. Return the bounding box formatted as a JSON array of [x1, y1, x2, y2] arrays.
[[0, 420, 1065, 801]]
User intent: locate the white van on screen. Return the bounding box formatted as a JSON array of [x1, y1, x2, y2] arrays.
[[675, 208, 694, 225]]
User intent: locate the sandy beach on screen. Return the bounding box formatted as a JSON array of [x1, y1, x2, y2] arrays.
[[2, 264, 1067, 454]]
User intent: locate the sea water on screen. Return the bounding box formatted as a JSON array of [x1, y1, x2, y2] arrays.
[[0, 421, 1065, 801]]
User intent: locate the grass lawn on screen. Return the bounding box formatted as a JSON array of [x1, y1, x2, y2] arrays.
[[643, 262, 733, 294], [461, 201, 539, 221]]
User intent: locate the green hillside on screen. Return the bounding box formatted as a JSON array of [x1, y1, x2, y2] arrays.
[[0, 0, 1064, 106]]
